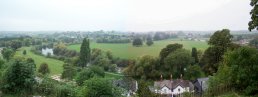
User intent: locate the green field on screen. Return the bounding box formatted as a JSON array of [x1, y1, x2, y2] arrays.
[[15, 47, 64, 75], [68, 39, 209, 59]]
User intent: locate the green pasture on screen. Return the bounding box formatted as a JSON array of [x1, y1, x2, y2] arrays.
[[68, 39, 209, 59]]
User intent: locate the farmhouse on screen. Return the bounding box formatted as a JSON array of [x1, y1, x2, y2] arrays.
[[150, 75, 194, 96]]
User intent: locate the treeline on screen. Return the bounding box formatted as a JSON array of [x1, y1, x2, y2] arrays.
[[96, 38, 130, 43], [153, 32, 178, 41]]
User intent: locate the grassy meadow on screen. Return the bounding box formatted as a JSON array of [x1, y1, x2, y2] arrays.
[[15, 47, 64, 75], [68, 39, 209, 59]]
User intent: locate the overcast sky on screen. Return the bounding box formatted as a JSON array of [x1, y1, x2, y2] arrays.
[[0, 0, 252, 31]]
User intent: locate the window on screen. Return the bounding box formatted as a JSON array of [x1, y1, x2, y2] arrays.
[[178, 88, 180, 92]]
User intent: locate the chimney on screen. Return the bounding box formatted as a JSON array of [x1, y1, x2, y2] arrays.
[[170, 74, 173, 81], [160, 74, 163, 81], [180, 74, 183, 82]]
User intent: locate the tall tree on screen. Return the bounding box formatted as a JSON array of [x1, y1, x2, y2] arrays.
[[132, 38, 143, 46], [146, 35, 154, 46], [164, 49, 193, 78], [79, 38, 90, 67], [249, 0, 258, 31], [200, 29, 233, 75], [159, 43, 183, 64], [191, 47, 198, 64]]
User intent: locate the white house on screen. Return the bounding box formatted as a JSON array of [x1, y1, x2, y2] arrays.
[[150, 79, 194, 96]]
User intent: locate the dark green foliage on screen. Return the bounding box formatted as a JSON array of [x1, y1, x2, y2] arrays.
[[56, 84, 76, 97], [38, 62, 50, 75], [91, 48, 116, 72], [159, 43, 183, 64], [53, 47, 79, 58], [184, 64, 204, 80], [200, 29, 233, 75], [79, 38, 90, 67], [10, 40, 22, 50], [24, 39, 31, 47], [208, 29, 232, 47], [0, 58, 5, 81], [77, 77, 122, 97], [249, 0, 258, 31], [137, 80, 157, 97], [109, 64, 117, 72], [23, 50, 27, 55], [1, 48, 14, 61], [89, 65, 105, 77], [132, 38, 143, 46], [163, 49, 193, 78], [75, 66, 105, 86], [191, 47, 198, 63], [200, 47, 218, 74], [0, 58, 4, 69], [209, 46, 258, 96], [146, 35, 154, 46], [35, 78, 57, 96], [124, 55, 158, 80], [35, 78, 76, 97], [1, 59, 36, 94], [61, 63, 77, 80]]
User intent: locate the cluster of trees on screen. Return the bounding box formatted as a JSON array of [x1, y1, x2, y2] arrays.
[[132, 38, 143, 46], [124, 43, 203, 80], [79, 38, 119, 72], [96, 38, 130, 43], [0, 37, 45, 50], [208, 46, 258, 96], [1, 48, 15, 61], [0, 58, 36, 95], [53, 45, 79, 58], [132, 36, 154, 47]]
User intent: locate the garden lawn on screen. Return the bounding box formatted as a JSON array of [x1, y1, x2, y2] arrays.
[[68, 39, 209, 59]]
